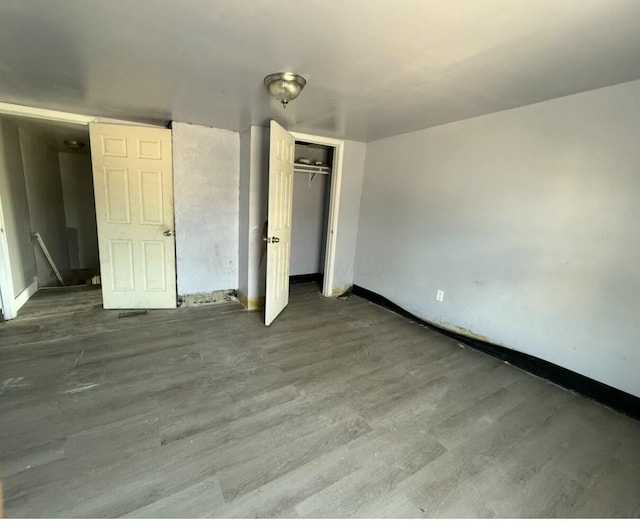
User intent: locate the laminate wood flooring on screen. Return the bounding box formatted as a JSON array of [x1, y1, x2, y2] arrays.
[[1, 283, 639, 518]]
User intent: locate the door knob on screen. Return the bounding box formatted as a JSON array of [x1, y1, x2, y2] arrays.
[[163, 229, 174, 237]]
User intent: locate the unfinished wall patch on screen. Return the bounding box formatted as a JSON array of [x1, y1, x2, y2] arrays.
[[179, 289, 238, 307]]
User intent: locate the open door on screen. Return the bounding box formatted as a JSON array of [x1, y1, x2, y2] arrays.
[[89, 123, 176, 309], [265, 120, 295, 325]]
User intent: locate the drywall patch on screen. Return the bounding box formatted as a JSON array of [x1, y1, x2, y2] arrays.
[[179, 289, 238, 307]]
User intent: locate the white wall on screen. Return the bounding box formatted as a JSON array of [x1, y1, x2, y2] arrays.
[[59, 152, 99, 272], [355, 79, 640, 398], [172, 122, 239, 295], [19, 128, 70, 287], [0, 119, 36, 301]]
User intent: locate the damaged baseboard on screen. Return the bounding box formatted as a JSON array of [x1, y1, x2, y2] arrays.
[[237, 291, 265, 310], [178, 289, 238, 307], [352, 284, 640, 421]]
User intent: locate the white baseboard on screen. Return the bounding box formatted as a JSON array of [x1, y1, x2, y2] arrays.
[[13, 277, 38, 313]]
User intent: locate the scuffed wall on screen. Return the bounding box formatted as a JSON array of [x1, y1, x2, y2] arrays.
[[355, 79, 640, 398], [172, 122, 239, 295]]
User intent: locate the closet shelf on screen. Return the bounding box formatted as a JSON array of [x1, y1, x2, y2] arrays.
[[294, 163, 331, 175]]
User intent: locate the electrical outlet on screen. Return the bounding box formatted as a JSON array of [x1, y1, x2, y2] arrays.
[[436, 289, 445, 302]]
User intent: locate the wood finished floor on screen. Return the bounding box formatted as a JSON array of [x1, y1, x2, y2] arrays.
[[1, 283, 639, 518]]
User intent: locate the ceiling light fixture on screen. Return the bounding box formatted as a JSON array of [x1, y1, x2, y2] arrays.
[[264, 72, 307, 109], [63, 139, 85, 151]]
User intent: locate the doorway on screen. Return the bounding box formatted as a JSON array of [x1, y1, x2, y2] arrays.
[[17, 119, 98, 288], [290, 131, 344, 299], [289, 140, 334, 293], [0, 114, 100, 318], [0, 103, 178, 317], [265, 123, 345, 325]]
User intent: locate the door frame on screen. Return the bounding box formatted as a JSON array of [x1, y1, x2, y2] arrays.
[[0, 101, 169, 314], [0, 194, 16, 319], [289, 131, 344, 298]]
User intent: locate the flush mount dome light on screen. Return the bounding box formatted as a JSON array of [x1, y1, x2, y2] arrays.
[[64, 139, 85, 150], [264, 72, 307, 109]]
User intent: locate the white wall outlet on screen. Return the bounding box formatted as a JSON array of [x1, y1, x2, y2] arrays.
[[436, 289, 445, 302]]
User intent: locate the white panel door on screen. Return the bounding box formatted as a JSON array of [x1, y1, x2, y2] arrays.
[[89, 123, 176, 309], [265, 120, 295, 325]]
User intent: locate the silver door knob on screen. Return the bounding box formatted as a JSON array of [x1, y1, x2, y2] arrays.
[[163, 229, 174, 237]]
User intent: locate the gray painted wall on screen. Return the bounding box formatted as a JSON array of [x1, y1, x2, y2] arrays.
[[290, 143, 331, 276], [59, 153, 99, 272], [238, 128, 251, 296], [333, 140, 366, 293], [290, 171, 329, 276], [355, 79, 640, 398], [19, 128, 70, 287], [172, 122, 239, 295], [245, 126, 269, 300], [0, 119, 36, 296]]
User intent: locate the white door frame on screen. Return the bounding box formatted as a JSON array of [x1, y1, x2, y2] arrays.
[[0, 101, 169, 314], [290, 131, 344, 298], [0, 194, 16, 319]]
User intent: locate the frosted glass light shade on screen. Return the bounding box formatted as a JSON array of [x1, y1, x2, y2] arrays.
[[264, 72, 307, 108]]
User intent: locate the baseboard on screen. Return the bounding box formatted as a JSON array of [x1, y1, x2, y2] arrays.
[[352, 284, 640, 421], [289, 273, 323, 285], [178, 289, 238, 307], [237, 290, 265, 311], [13, 277, 38, 314]]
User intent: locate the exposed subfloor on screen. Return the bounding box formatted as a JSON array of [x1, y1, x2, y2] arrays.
[[0, 283, 639, 518]]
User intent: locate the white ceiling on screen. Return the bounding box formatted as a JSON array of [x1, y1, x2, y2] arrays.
[[1, 0, 640, 141]]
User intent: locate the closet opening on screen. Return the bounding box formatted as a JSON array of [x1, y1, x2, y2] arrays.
[[289, 140, 334, 293]]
